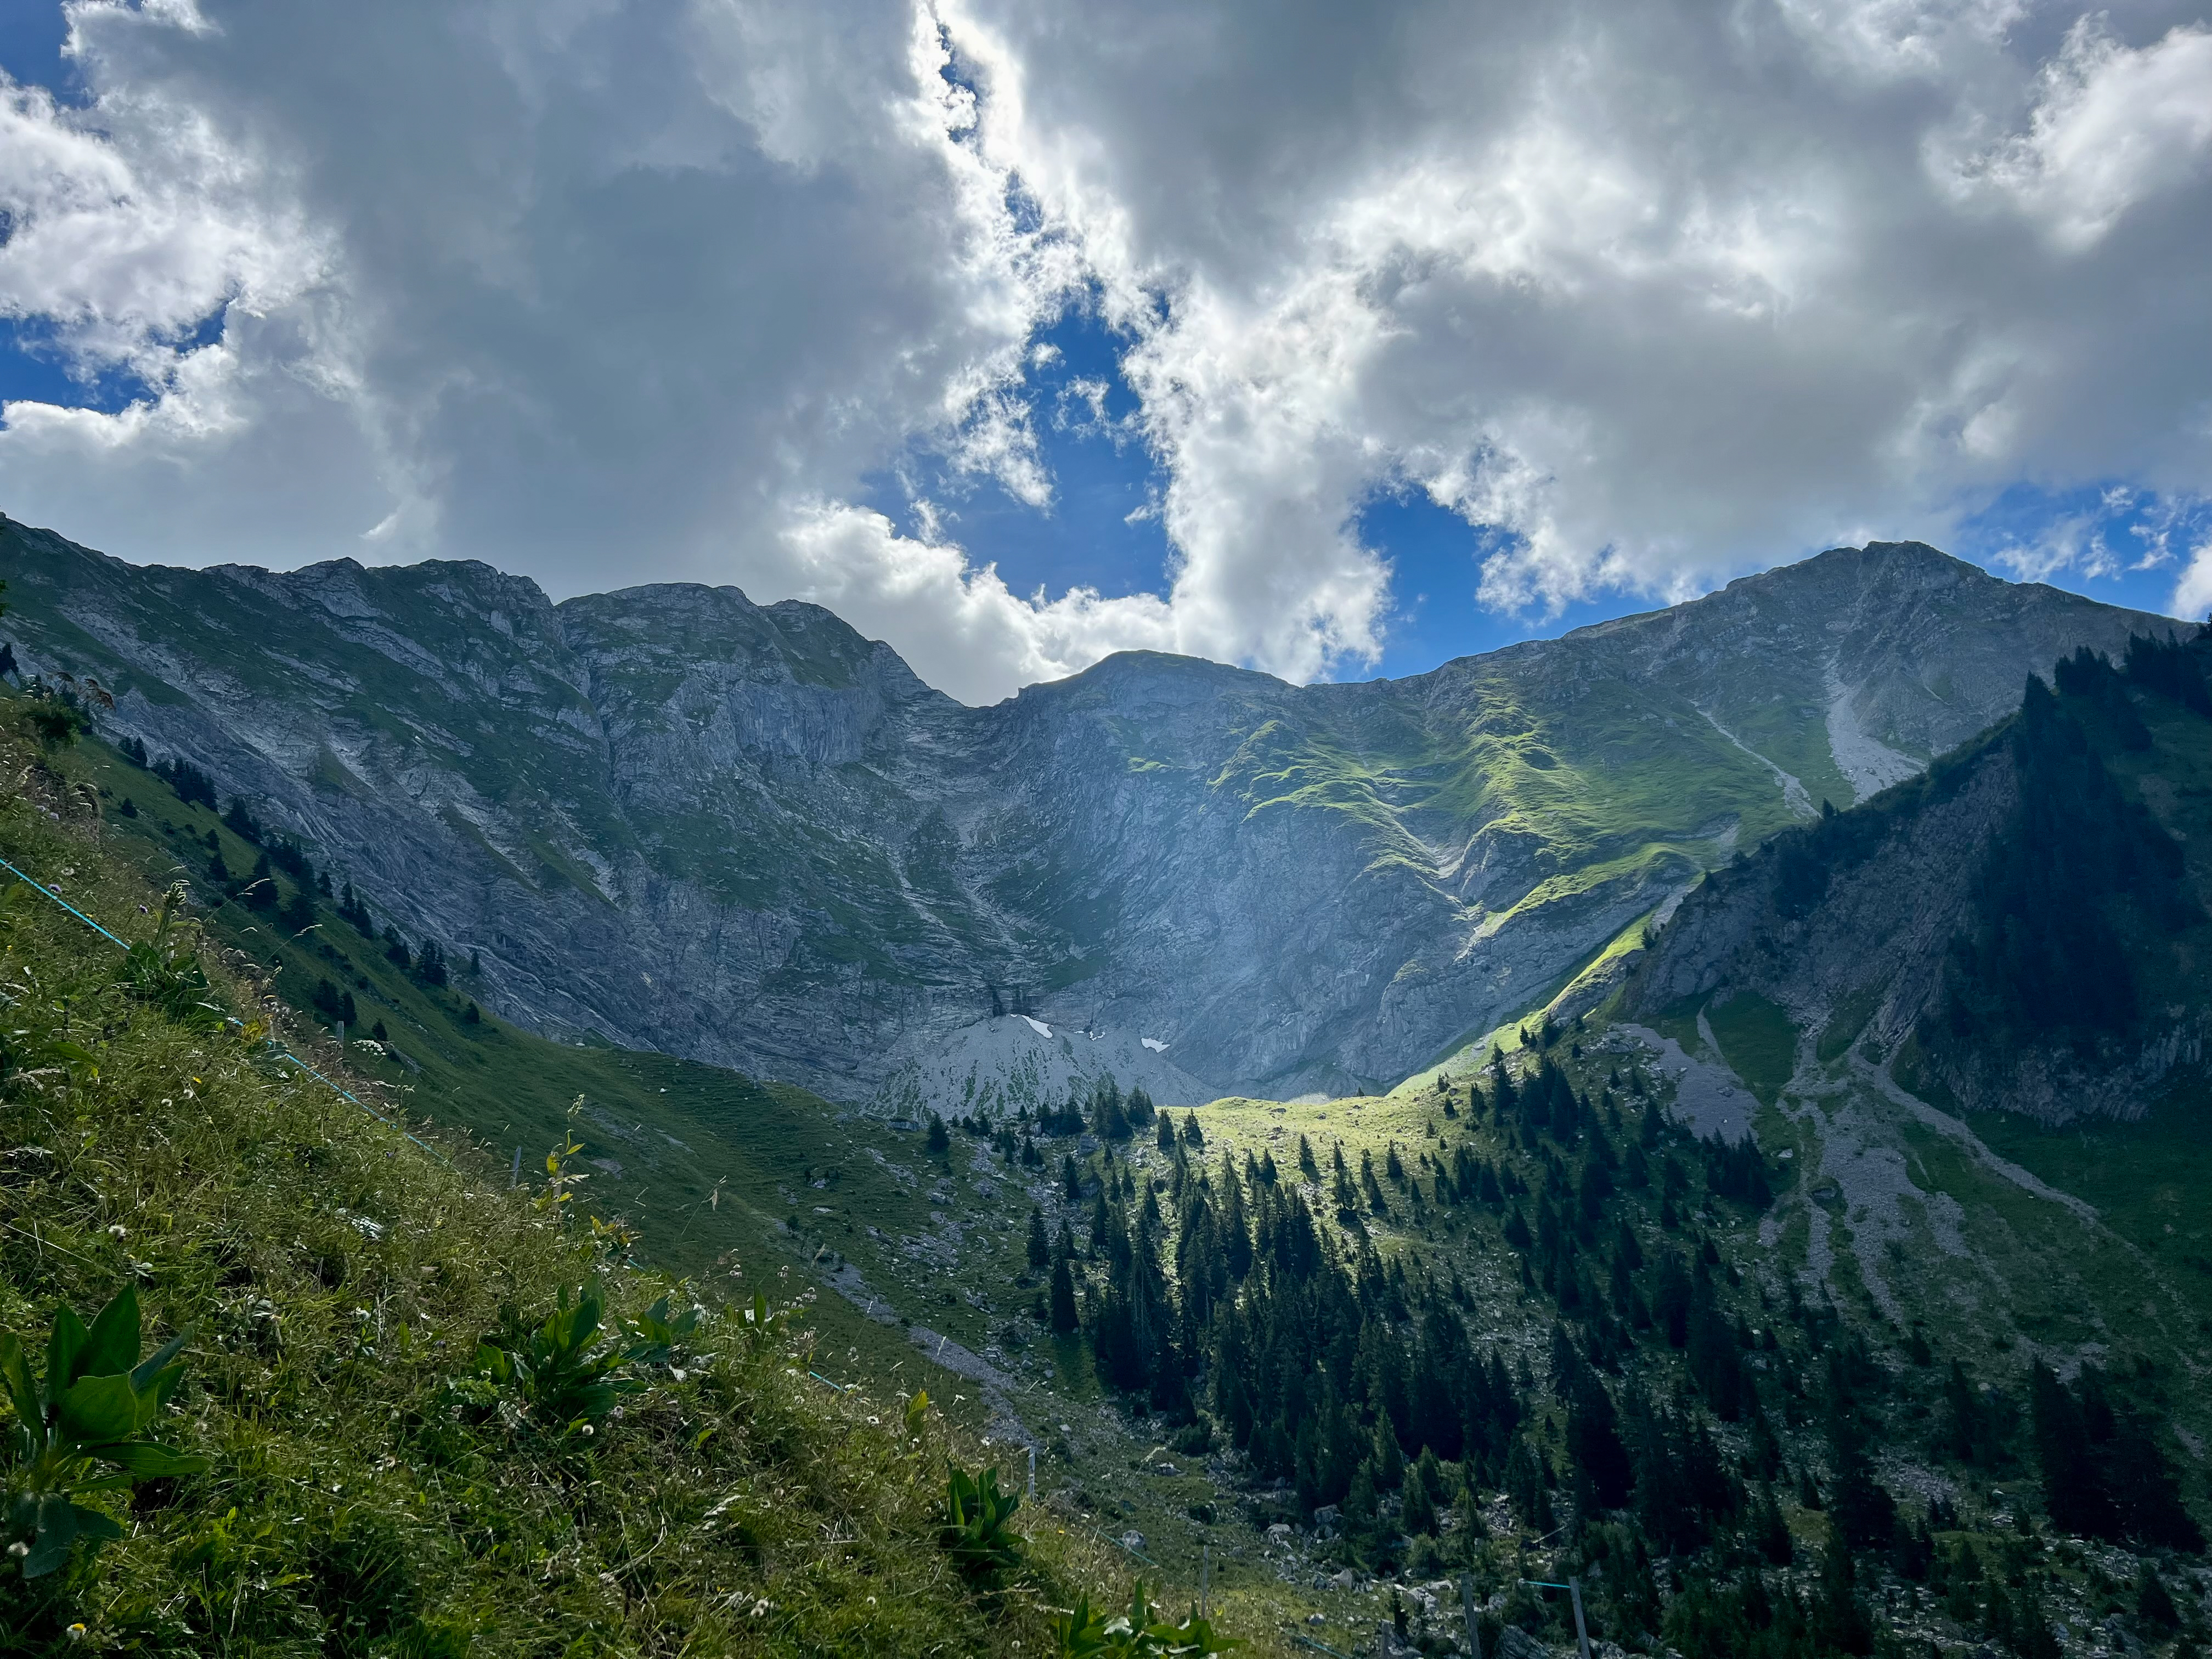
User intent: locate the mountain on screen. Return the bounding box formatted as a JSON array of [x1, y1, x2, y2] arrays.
[[9, 554, 2212, 1659], [0, 514, 2178, 1104], [1627, 633, 2212, 1124], [0, 699, 1153, 1657]]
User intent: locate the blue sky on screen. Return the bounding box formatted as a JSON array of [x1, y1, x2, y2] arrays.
[[852, 307, 2205, 681], [4, 270, 2195, 680], [3, 2, 2210, 703]]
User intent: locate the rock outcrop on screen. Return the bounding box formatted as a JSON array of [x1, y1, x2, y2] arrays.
[[0, 515, 2175, 1100]]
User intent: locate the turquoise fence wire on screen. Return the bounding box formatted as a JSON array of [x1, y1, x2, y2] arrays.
[[0, 851, 449, 1163]]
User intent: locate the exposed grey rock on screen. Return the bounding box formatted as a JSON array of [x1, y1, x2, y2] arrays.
[[2, 514, 2174, 1101]]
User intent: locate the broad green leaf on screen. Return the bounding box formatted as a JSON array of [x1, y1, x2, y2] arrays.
[[145, 1361, 187, 1419], [0, 1334, 36, 1429], [57, 1374, 138, 1445], [66, 1502, 123, 1543], [80, 1287, 142, 1382], [21, 1494, 76, 1578], [96, 1440, 207, 1478], [45, 1305, 89, 1403], [132, 1327, 191, 1395]]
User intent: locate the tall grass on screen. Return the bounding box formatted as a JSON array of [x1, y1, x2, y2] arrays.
[[0, 708, 1112, 1655]]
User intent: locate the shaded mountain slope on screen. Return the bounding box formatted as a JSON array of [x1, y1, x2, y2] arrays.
[[1628, 634, 2212, 1123], [0, 515, 2176, 1101]]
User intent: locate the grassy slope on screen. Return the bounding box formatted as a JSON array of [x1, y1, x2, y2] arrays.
[[71, 730, 1003, 1410], [0, 707, 1130, 1655], [1915, 685, 2212, 1368]]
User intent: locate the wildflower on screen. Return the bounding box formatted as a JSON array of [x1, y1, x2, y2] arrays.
[[65, 1624, 86, 1643], [108, 1223, 127, 1239]]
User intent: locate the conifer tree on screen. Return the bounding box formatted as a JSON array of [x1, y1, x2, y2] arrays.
[[1091, 1078, 1129, 1141], [1504, 1434, 1553, 1533], [1218, 1154, 1252, 1280], [1937, 1360, 1988, 1464], [1824, 1369, 1895, 1551], [1156, 1113, 1176, 1151], [1026, 1205, 1050, 1270], [2029, 1359, 2112, 1539], [1812, 1542, 1873, 1657], [1049, 1249, 1079, 1334], [278, 880, 315, 935], [1372, 1415, 1404, 1491], [1403, 1452, 1439, 1536]]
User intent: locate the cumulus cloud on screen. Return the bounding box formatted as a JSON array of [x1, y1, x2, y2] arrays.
[[2, 0, 2211, 701], [1945, 16, 2212, 249]]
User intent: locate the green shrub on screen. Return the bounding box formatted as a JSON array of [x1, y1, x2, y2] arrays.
[[472, 1283, 642, 1438], [1053, 1582, 1239, 1657], [111, 887, 222, 1032], [0, 1286, 207, 1578], [620, 1291, 701, 1369], [940, 1462, 1024, 1585]]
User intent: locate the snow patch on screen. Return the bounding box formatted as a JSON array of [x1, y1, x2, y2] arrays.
[[1141, 1037, 1167, 1053], [1022, 1015, 1052, 1037]]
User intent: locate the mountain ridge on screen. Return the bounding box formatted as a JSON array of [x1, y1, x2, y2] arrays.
[[0, 512, 2180, 1104]]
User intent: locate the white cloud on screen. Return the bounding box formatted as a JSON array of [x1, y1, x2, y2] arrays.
[[776, 501, 1175, 704], [1, 0, 2211, 701], [2171, 536, 2212, 623], [1942, 16, 2212, 248]]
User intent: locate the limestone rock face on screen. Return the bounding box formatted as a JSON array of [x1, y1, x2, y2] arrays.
[[1, 515, 2174, 1101]]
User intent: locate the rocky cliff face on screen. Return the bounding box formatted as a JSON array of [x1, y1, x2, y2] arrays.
[[0, 515, 2177, 1101], [1629, 740, 2022, 1055], [1626, 659, 2212, 1124]]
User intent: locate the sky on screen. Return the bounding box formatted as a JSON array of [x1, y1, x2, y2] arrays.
[[1, 2, 2210, 703]]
